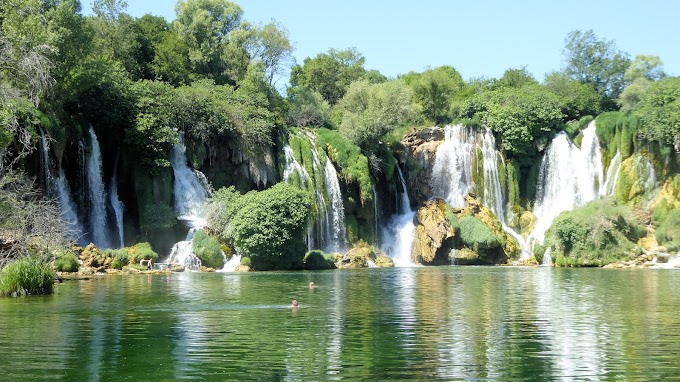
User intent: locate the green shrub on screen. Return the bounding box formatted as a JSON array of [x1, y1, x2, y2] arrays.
[[303, 250, 336, 270], [192, 229, 225, 269], [240, 257, 252, 267], [656, 210, 680, 247], [127, 242, 159, 264], [456, 216, 500, 249], [0, 257, 56, 296], [317, 128, 372, 205], [106, 248, 129, 270], [53, 252, 79, 272], [545, 198, 644, 265]]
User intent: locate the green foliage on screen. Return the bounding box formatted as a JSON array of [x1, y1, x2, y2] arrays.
[[493, 67, 537, 89], [506, 160, 521, 207], [655, 210, 680, 248], [126, 242, 159, 264], [564, 115, 594, 139], [106, 248, 129, 270], [174, 0, 245, 84], [317, 128, 372, 204], [208, 183, 310, 270], [63, 57, 134, 129], [290, 48, 367, 105], [286, 87, 330, 127], [456, 216, 500, 250], [239, 257, 252, 267], [562, 29, 630, 100], [544, 72, 602, 119], [192, 229, 225, 269], [337, 79, 413, 151], [624, 54, 666, 82], [0, 257, 55, 296], [460, 84, 564, 166], [53, 251, 79, 272], [303, 250, 336, 270], [406, 66, 466, 124], [544, 198, 644, 266], [595, 112, 638, 162], [634, 77, 680, 147]]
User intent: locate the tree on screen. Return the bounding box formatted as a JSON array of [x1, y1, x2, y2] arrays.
[[408, 66, 465, 124], [241, 21, 294, 87], [544, 71, 602, 119], [286, 86, 330, 128], [634, 77, 680, 149], [174, 0, 244, 84], [131, 14, 169, 80], [290, 48, 366, 105], [89, 0, 141, 77], [494, 67, 537, 89], [618, 55, 666, 112], [563, 30, 630, 100], [337, 79, 413, 151]]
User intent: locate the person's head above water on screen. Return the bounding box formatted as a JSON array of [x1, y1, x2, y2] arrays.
[[291, 299, 299, 308], [309, 281, 315, 288]]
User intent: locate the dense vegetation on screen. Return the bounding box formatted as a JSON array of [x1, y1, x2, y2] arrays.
[[0, 0, 679, 283]]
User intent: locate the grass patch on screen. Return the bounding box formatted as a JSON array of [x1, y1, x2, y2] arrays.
[[0, 257, 56, 296]]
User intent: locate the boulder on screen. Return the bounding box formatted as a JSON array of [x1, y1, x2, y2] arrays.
[[79, 243, 112, 272], [400, 127, 444, 205], [412, 199, 456, 265]]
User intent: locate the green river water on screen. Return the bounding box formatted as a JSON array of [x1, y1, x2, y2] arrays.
[[0, 267, 679, 381]]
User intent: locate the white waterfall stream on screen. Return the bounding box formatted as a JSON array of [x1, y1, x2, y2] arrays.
[[381, 166, 416, 266], [86, 127, 112, 249], [527, 122, 605, 253], [167, 136, 210, 271], [323, 157, 348, 253], [109, 158, 125, 248]]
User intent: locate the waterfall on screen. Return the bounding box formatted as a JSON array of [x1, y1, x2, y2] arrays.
[[167, 229, 202, 271], [431, 125, 507, 221], [55, 170, 85, 244], [382, 166, 416, 267], [602, 151, 622, 196], [38, 128, 84, 243], [167, 135, 212, 271], [218, 252, 242, 272], [541, 247, 552, 266], [527, 122, 604, 251], [170, 135, 208, 228], [109, 156, 125, 248], [87, 127, 112, 249], [431, 125, 476, 208], [323, 157, 348, 253]]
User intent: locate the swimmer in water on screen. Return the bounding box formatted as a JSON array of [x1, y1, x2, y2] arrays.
[[291, 299, 299, 308], [309, 281, 316, 289]]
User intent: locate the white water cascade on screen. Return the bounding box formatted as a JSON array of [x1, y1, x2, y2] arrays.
[[527, 122, 605, 253], [109, 158, 125, 248], [167, 136, 210, 271], [323, 157, 348, 253], [602, 150, 622, 196], [86, 127, 112, 249], [38, 128, 84, 243], [382, 166, 417, 267]]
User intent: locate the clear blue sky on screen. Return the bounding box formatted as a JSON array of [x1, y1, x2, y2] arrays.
[[84, 0, 679, 82]]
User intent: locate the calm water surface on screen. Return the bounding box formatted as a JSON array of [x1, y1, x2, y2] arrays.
[[0, 267, 679, 381]]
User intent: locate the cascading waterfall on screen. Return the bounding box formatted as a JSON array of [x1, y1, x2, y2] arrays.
[[323, 157, 348, 253], [38, 128, 84, 243], [167, 135, 210, 271], [431, 125, 476, 208], [372, 185, 379, 244], [382, 166, 416, 267], [109, 155, 125, 248], [602, 151, 622, 196], [86, 127, 112, 249], [526, 122, 605, 253]]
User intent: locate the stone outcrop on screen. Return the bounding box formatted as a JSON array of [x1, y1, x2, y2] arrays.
[[399, 127, 444, 206], [79, 243, 112, 272], [412, 199, 456, 265], [336, 242, 394, 269]]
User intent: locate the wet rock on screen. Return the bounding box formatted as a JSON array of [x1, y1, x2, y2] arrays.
[[400, 127, 444, 206], [412, 199, 456, 265]]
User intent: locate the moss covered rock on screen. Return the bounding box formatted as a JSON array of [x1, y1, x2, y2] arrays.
[[412, 199, 456, 265], [616, 154, 657, 205], [79, 244, 111, 272], [336, 241, 390, 268], [519, 211, 537, 238], [400, 127, 444, 206]]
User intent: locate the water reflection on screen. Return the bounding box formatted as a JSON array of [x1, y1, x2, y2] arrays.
[[0, 269, 679, 380]]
